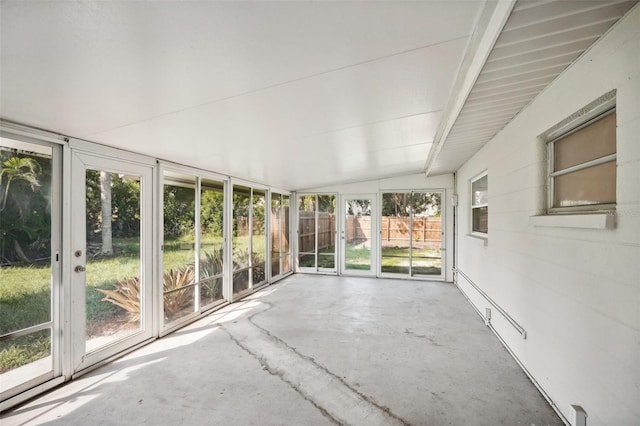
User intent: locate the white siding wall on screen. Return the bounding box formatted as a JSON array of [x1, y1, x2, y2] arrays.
[[301, 173, 455, 281], [455, 6, 640, 426]]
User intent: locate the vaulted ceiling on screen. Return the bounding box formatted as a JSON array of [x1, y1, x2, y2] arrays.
[[0, 1, 636, 190]]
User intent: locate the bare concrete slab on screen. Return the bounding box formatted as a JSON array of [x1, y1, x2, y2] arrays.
[[1, 275, 562, 426]]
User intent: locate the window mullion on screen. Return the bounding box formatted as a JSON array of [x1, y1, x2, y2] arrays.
[[550, 153, 616, 177]]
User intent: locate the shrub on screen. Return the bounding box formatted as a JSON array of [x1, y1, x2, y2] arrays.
[[97, 249, 265, 322], [98, 265, 197, 322], [200, 248, 223, 279], [96, 276, 141, 322], [162, 266, 196, 320]]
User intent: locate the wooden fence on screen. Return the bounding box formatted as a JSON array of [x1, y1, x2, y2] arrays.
[[299, 211, 335, 253], [239, 211, 441, 253], [380, 216, 441, 247], [298, 213, 441, 252]]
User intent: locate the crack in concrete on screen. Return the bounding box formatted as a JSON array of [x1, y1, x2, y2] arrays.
[[247, 302, 412, 426], [221, 325, 342, 425]]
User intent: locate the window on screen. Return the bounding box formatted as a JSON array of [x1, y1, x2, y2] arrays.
[[471, 173, 488, 234], [548, 107, 616, 212]]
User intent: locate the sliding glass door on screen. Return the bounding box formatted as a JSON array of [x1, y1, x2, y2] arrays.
[[297, 194, 336, 273], [232, 185, 267, 298], [380, 191, 444, 279], [162, 170, 227, 328], [0, 136, 61, 402], [271, 193, 291, 279]]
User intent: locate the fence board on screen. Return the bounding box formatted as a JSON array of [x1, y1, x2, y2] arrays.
[[298, 213, 441, 252]]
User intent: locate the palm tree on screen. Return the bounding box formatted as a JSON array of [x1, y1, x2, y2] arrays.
[[0, 156, 41, 212]]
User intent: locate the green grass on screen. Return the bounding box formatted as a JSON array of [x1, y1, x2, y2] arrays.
[[0, 265, 52, 373], [0, 233, 239, 374], [300, 244, 442, 275], [1, 236, 437, 374]]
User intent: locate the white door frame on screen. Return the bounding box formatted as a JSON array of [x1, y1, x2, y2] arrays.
[[70, 148, 155, 374], [0, 133, 63, 405], [340, 194, 377, 276], [378, 189, 446, 281]]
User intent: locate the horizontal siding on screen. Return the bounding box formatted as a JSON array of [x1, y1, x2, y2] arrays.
[[455, 5, 640, 426]]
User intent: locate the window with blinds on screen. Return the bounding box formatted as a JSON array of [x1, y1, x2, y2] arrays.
[[548, 108, 616, 212]]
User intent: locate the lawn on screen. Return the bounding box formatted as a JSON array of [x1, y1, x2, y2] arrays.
[[0, 265, 52, 373], [0, 234, 252, 374], [300, 243, 442, 275], [1, 237, 438, 375]]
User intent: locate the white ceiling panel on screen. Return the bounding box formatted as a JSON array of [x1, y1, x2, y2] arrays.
[[4, 0, 634, 189], [1, 1, 482, 190]]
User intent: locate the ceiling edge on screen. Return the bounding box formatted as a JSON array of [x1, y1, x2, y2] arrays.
[[423, 0, 516, 177]]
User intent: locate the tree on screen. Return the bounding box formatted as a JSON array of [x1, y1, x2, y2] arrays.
[[0, 156, 40, 212], [99, 171, 113, 254], [0, 152, 50, 264], [382, 192, 441, 217]]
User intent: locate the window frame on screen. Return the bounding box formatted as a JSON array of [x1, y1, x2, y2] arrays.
[[470, 171, 488, 236], [545, 97, 616, 215]]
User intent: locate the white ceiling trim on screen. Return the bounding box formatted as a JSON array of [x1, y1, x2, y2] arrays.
[[423, 0, 516, 177], [425, 0, 637, 177]]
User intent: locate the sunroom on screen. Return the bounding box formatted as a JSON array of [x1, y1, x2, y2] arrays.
[[1, 1, 639, 425]]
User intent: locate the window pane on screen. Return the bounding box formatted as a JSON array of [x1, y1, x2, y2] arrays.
[[200, 277, 222, 307], [472, 175, 488, 206], [345, 199, 372, 271], [411, 192, 442, 276], [163, 175, 196, 324], [232, 185, 251, 295], [252, 189, 266, 285], [283, 255, 291, 273], [554, 111, 616, 171], [298, 195, 316, 266], [233, 270, 249, 295], [554, 161, 616, 208], [86, 171, 143, 350], [200, 179, 224, 307], [232, 186, 251, 272], [270, 194, 281, 279], [0, 142, 53, 375], [472, 207, 488, 234], [318, 195, 336, 269], [381, 193, 410, 274], [282, 195, 290, 254]]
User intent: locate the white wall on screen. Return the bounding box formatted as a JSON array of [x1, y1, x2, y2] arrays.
[[455, 6, 640, 426], [301, 172, 455, 281]]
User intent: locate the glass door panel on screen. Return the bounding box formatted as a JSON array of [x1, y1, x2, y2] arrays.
[[0, 137, 58, 399], [162, 173, 196, 325], [252, 190, 266, 286], [343, 198, 373, 273], [84, 170, 143, 352], [199, 179, 224, 308], [297, 195, 316, 269], [411, 192, 442, 277], [232, 186, 251, 296], [381, 193, 410, 274], [317, 195, 336, 270], [270, 194, 281, 278], [282, 195, 291, 274], [380, 191, 444, 278], [71, 150, 153, 373]]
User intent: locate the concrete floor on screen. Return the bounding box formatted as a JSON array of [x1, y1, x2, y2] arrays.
[[2, 275, 562, 426]]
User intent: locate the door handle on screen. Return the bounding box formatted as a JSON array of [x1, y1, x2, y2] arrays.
[[74, 265, 86, 273]]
